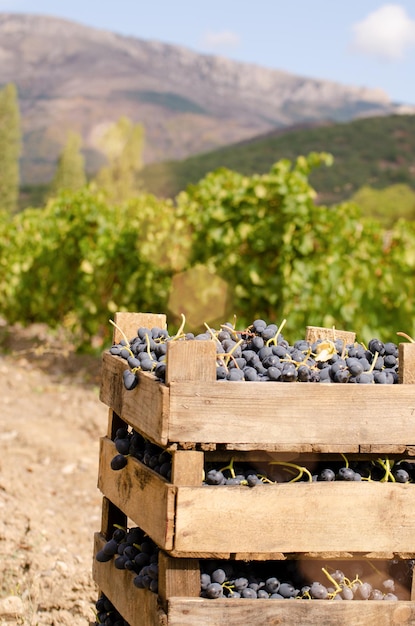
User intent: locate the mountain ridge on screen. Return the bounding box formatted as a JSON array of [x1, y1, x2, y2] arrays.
[[0, 12, 412, 184]]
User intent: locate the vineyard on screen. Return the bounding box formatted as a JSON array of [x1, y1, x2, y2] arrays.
[[1, 152, 415, 350]]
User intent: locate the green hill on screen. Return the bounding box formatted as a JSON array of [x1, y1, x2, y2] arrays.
[[138, 114, 415, 204]]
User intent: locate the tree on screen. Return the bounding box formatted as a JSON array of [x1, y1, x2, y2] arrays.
[[94, 116, 144, 203], [48, 131, 87, 197], [0, 83, 21, 213]]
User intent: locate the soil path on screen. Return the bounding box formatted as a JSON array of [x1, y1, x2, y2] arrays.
[[0, 324, 108, 625]]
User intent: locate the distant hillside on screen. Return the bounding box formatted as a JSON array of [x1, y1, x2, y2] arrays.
[[0, 13, 412, 185], [138, 114, 415, 204]]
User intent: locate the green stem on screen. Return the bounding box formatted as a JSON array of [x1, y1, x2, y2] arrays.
[[269, 461, 313, 483], [220, 457, 236, 478], [266, 318, 287, 346], [397, 331, 415, 343], [321, 567, 342, 593], [172, 314, 186, 340], [109, 318, 132, 350]]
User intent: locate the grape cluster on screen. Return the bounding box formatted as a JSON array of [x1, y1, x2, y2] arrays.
[[203, 456, 415, 486], [109, 325, 171, 390], [200, 559, 413, 600], [95, 526, 159, 593], [110, 426, 172, 479], [109, 319, 400, 388], [95, 595, 128, 625]]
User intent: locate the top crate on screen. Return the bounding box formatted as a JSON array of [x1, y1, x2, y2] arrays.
[[100, 312, 415, 451]]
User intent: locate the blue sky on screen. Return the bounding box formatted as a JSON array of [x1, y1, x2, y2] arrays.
[[1, 1, 414, 104]]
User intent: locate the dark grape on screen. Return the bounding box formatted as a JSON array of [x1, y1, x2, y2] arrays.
[[110, 454, 128, 471], [122, 369, 138, 390]]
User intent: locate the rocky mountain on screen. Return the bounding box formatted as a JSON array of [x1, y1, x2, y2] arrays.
[[0, 13, 411, 184]]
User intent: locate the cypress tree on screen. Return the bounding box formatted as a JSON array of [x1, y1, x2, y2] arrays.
[[49, 131, 87, 197], [94, 116, 144, 203], [0, 83, 21, 213]]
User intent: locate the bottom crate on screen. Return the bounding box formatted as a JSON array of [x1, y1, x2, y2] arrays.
[[92, 533, 415, 626]]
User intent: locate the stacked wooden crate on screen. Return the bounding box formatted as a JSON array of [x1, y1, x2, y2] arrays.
[[93, 312, 415, 625]]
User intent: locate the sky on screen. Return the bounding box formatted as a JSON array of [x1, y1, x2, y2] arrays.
[[0, 1, 414, 104]]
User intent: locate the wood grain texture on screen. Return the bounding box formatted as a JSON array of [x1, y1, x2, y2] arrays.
[[167, 380, 415, 446], [400, 343, 415, 384], [100, 343, 415, 449], [167, 597, 415, 626], [100, 353, 170, 445], [112, 312, 167, 344], [305, 325, 356, 344], [158, 552, 200, 609], [98, 437, 176, 550], [173, 482, 415, 555], [166, 340, 216, 383]]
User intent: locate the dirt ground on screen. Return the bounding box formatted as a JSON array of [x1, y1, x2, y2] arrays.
[[0, 322, 109, 625]]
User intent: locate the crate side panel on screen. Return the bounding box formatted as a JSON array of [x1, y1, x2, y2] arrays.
[[112, 312, 167, 344], [167, 598, 415, 626], [174, 483, 415, 555], [93, 533, 163, 626], [100, 353, 169, 444], [168, 381, 415, 445], [98, 437, 175, 550]]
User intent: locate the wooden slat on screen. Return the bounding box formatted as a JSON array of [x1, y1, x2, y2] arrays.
[[100, 496, 127, 538], [400, 343, 415, 384], [173, 482, 415, 556], [165, 340, 217, 383], [100, 353, 170, 445], [305, 325, 356, 345], [106, 409, 126, 439], [112, 311, 167, 344], [171, 450, 204, 486], [168, 381, 415, 446], [97, 437, 176, 550], [101, 351, 415, 449], [167, 597, 415, 626], [93, 533, 165, 626], [158, 552, 200, 611]]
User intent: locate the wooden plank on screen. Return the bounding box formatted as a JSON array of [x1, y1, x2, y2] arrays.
[[167, 597, 415, 626], [100, 496, 127, 538], [166, 340, 217, 383], [168, 381, 415, 446], [305, 325, 356, 345], [225, 444, 361, 454], [171, 450, 204, 486], [158, 552, 200, 611], [101, 352, 415, 448], [97, 437, 176, 550], [106, 408, 126, 439], [400, 343, 415, 384], [93, 533, 165, 626], [112, 311, 167, 343], [100, 353, 170, 445], [173, 482, 415, 556]]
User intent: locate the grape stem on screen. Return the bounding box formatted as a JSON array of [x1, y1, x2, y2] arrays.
[[266, 318, 287, 346], [397, 331, 415, 343], [109, 319, 132, 351], [321, 567, 342, 593], [171, 313, 186, 340], [269, 461, 313, 483], [377, 457, 395, 482], [220, 457, 236, 479]]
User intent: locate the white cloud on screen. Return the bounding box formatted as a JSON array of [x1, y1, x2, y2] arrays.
[[201, 29, 241, 50], [351, 4, 415, 61]]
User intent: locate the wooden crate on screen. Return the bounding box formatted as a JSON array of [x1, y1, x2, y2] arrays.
[[100, 313, 415, 451], [95, 312, 415, 624], [98, 432, 415, 558], [93, 530, 415, 626]]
